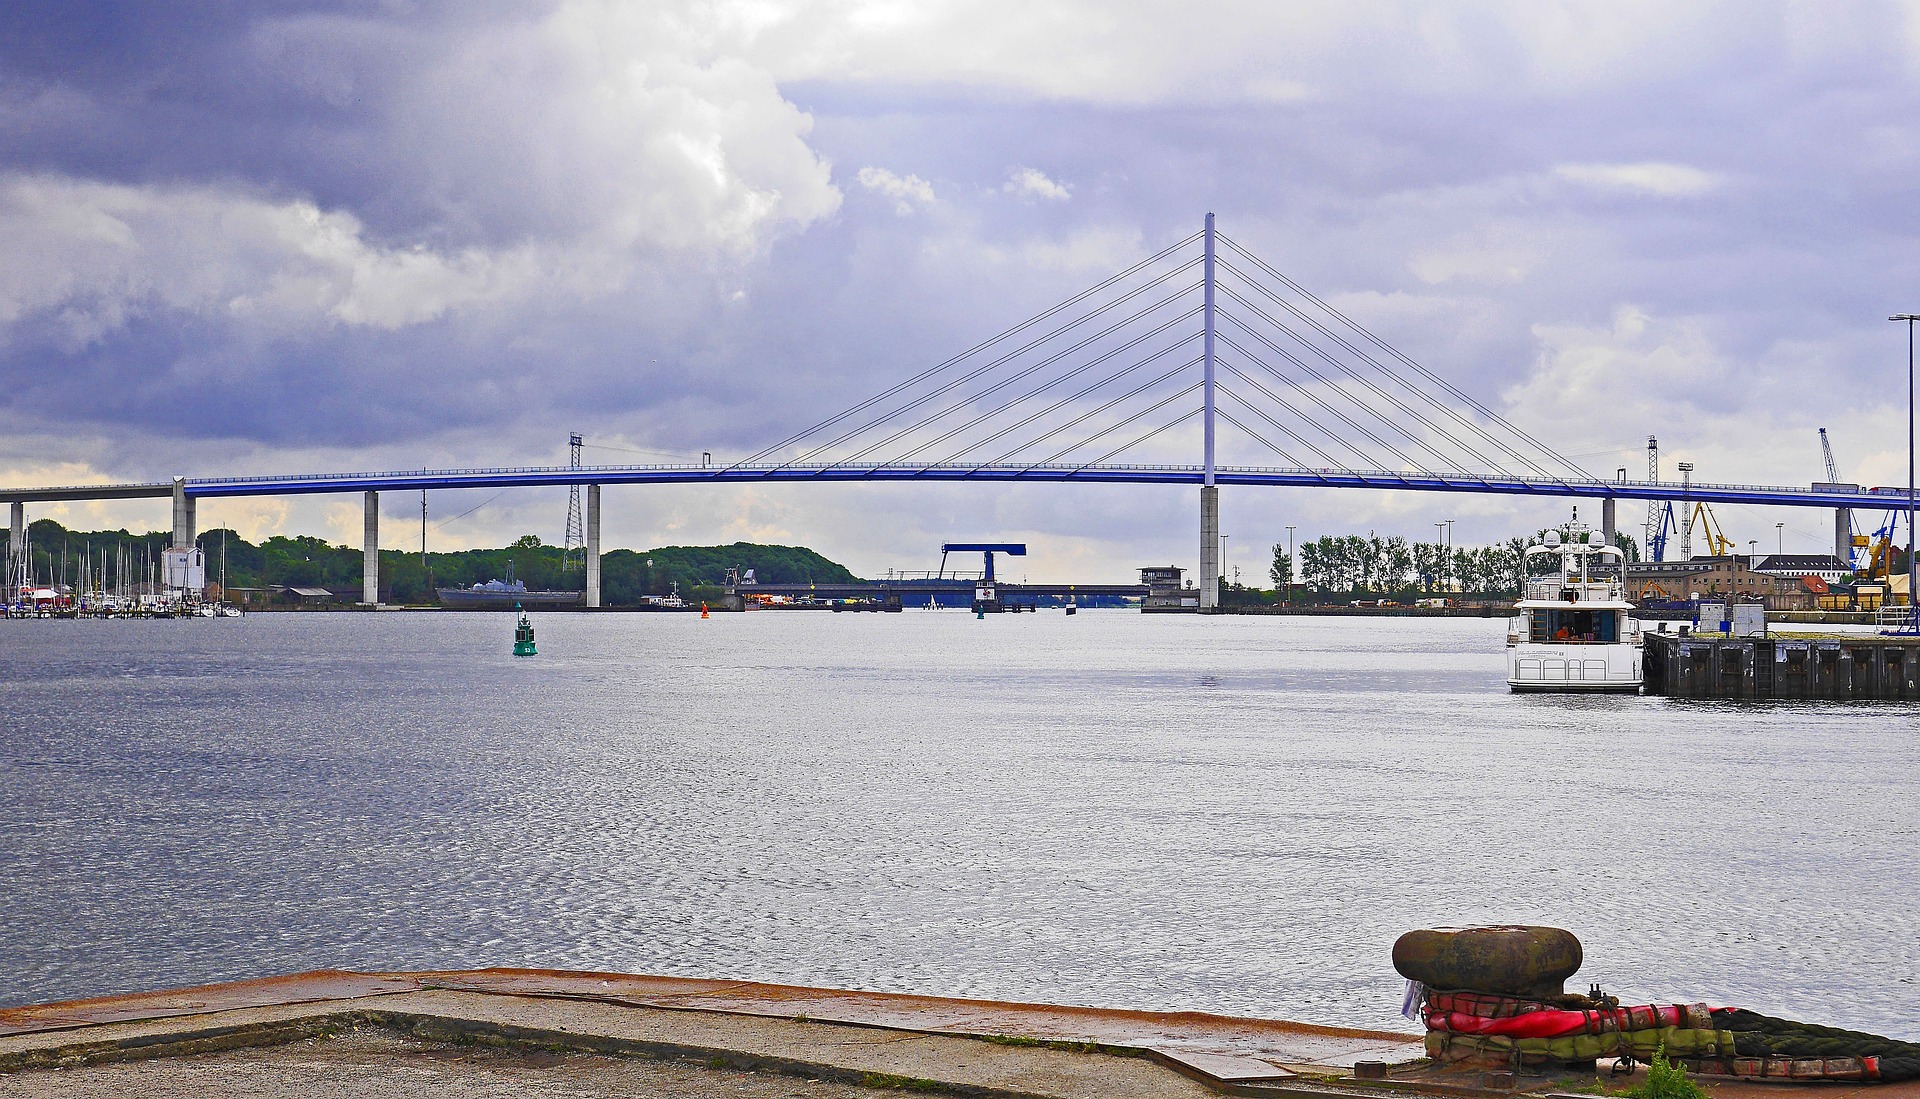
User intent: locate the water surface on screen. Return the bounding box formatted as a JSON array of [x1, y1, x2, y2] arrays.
[[2, 611, 1914, 1037]]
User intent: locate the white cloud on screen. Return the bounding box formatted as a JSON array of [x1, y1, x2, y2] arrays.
[[1552, 162, 1721, 198], [1004, 168, 1071, 201], [0, 175, 542, 347], [856, 166, 936, 214]]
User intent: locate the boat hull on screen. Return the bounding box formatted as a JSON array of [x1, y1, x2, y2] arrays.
[[437, 588, 583, 609], [1506, 642, 1642, 694]]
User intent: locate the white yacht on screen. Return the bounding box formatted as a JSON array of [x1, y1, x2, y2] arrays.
[[1506, 525, 1643, 693]]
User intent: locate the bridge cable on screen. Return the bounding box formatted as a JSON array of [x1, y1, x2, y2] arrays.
[[1073, 407, 1205, 472], [1213, 363, 1357, 471], [1217, 262, 1541, 480], [840, 303, 1202, 468], [1215, 329, 1418, 472], [1210, 387, 1310, 468], [800, 285, 1203, 471], [731, 233, 1202, 470], [1030, 382, 1204, 470], [1213, 323, 1436, 474], [979, 358, 1202, 470], [925, 334, 1203, 469], [1217, 233, 1591, 482], [784, 270, 1201, 470], [1216, 278, 1500, 474]]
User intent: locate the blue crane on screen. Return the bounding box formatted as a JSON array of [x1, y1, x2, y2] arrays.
[[939, 543, 1027, 582]]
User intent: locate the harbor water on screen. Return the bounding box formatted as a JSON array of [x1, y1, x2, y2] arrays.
[[2, 612, 1914, 1038]]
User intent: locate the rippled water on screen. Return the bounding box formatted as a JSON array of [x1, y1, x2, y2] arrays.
[[2, 611, 1915, 1038]]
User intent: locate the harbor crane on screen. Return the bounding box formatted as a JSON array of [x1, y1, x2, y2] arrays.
[[940, 543, 1028, 614], [1819, 427, 1869, 571]]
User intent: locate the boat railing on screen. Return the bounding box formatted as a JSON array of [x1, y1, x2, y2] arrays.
[[1523, 577, 1626, 602]]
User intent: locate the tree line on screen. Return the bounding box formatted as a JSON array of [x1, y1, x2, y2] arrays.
[[1268, 529, 1640, 599], [14, 519, 856, 606]]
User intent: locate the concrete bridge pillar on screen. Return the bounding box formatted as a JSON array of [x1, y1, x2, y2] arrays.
[[8, 501, 22, 582], [170, 478, 196, 550], [585, 484, 601, 609], [1837, 508, 1852, 566], [362, 490, 380, 606], [1199, 485, 1220, 611], [1602, 497, 1617, 553]]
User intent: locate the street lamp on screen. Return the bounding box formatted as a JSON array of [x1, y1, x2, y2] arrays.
[[1285, 525, 1295, 605], [1893, 313, 1919, 630], [1776, 522, 1783, 556], [1220, 533, 1229, 596]]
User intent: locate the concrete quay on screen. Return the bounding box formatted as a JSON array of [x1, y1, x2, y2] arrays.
[[0, 968, 1420, 1097], [5, 969, 1916, 1098]]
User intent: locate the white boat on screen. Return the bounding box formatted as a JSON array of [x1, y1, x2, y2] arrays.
[[1506, 525, 1643, 693]]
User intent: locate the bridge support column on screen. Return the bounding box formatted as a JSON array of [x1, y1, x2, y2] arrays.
[[171, 477, 196, 550], [362, 490, 380, 607], [8, 501, 22, 582], [585, 484, 601, 608], [1837, 508, 1852, 565], [1199, 485, 1220, 611], [1602, 497, 1617, 552]]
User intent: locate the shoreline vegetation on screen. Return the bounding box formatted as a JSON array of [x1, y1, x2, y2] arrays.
[[13, 518, 855, 608]]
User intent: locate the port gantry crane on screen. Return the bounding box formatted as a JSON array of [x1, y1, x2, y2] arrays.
[[1819, 427, 1873, 573]]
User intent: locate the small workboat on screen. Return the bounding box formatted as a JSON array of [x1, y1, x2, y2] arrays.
[[1506, 523, 1642, 693]]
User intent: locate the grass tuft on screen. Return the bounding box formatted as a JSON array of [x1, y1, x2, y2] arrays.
[[1629, 1046, 1707, 1099]]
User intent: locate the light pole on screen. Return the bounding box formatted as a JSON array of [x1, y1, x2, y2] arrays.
[[1220, 534, 1229, 596], [1894, 313, 1920, 629], [1434, 522, 1445, 593], [1776, 522, 1783, 557], [1285, 525, 1295, 605]]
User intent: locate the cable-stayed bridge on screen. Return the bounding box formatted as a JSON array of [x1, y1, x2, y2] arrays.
[[3, 216, 1890, 607]]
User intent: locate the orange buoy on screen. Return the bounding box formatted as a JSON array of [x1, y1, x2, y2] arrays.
[[700, 603, 709, 619]]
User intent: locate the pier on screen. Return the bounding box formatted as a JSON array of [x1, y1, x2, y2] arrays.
[[1644, 631, 1920, 699]]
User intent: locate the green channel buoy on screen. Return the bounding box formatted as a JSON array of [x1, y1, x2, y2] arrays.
[[513, 604, 537, 656]]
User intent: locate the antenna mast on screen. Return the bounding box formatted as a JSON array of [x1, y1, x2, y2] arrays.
[[563, 432, 584, 571]]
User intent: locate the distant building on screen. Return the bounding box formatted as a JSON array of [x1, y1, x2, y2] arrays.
[[1625, 556, 1780, 603], [1752, 554, 1851, 583], [1138, 566, 1198, 612]]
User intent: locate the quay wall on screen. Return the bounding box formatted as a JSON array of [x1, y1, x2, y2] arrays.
[[1644, 632, 1920, 700]]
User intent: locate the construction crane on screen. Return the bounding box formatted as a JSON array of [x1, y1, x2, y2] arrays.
[[1685, 501, 1736, 557], [1861, 512, 1904, 580], [1819, 427, 1842, 483], [1644, 436, 1678, 562], [1818, 427, 1868, 571]]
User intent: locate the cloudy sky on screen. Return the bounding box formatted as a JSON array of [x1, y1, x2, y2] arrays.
[[5, 1, 1920, 579]]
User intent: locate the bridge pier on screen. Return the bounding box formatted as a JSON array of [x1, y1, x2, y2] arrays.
[[1837, 508, 1852, 565], [8, 501, 21, 581], [1199, 486, 1220, 611], [585, 484, 601, 608], [1602, 497, 1616, 552], [171, 478, 196, 550], [362, 490, 380, 606]]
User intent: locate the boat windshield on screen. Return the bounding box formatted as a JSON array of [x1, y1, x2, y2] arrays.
[[1529, 607, 1621, 644]]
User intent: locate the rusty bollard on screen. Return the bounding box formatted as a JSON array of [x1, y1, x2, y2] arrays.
[[1391, 925, 1582, 997]]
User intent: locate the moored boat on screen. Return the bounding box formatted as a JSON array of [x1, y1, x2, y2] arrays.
[[1507, 524, 1642, 693], [437, 578, 583, 609]]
